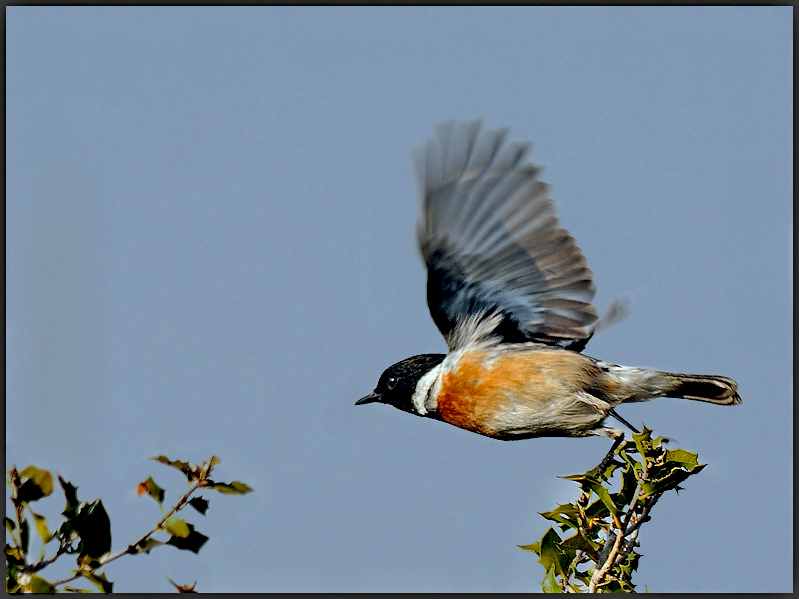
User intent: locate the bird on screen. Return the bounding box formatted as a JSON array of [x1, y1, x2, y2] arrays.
[[356, 119, 740, 459]]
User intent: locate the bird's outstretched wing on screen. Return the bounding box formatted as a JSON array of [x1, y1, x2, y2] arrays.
[[415, 119, 598, 350]]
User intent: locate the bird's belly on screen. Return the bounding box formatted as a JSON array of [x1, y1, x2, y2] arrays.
[[435, 348, 608, 439]]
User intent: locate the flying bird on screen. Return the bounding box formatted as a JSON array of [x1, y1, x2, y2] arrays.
[[357, 120, 740, 456]]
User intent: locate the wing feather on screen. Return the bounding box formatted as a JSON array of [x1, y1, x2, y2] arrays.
[[416, 119, 599, 349]]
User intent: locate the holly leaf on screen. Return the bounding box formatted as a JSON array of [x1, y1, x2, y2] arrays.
[[151, 456, 199, 481], [188, 496, 209, 515], [631, 426, 663, 461], [27, 508, 53, 559], [19, 517, 30, 554], [74, 499, 112, 559], [541, 565, 562, 593], [584, 495, 612, 527], [560, 531, 600, 555], [82, 570, 114, 593], [137, 476, 165, 505], [133, 538, 164, 554], [59, 475, 81, 518], [201, 456, 221, 478], [167, 577, 198, 593], [208, 480, 252, 495], [26, 575, 56, 594], [537, 527, 573, 577], [585, 456, 622, 482], [518, 541, 541, 554], [166, 524, 208, 554], [163, 515, 191, 538], [663, 448, 705, 472], [16, 466, 54, 503], [540, 503, 581, 532], [641, 464, 706, 498], [614, 460, 641, 507], [561, 474, 621, 516], [6, 544, 25, 567]]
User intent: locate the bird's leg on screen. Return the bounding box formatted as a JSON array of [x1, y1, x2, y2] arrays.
[[609, 408, 674, 444], [608, 408, 640, 435]]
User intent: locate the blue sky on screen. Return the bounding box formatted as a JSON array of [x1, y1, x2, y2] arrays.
[[6, 7, 792, 592]]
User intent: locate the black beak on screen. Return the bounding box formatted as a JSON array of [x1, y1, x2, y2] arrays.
[[356, 392, 381, 405]]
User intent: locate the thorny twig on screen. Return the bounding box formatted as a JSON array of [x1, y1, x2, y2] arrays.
[[50, 479, 204, 588]]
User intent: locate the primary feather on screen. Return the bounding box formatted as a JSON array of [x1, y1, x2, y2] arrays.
[[416, 119, 598, 350]]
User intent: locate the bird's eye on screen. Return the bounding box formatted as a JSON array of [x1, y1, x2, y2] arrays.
[[386, 376, 399, 390]]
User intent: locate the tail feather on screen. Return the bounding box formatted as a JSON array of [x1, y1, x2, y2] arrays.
[[662, 372, 741, 405]]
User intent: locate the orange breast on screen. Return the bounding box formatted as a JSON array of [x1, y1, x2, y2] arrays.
[[436, 348, 593, 438]]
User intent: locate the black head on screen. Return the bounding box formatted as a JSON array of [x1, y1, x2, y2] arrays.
[[356, 354, 445, 415]]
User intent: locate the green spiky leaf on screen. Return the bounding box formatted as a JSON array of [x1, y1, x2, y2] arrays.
[[166, 524, 208, 554], [29, 509, 52, 543], [208, 480, 252, 495], [561, 474, 621, 516], [527, 428, 707, 593], [19, 516, 30, 554], [59, 475, 81, 518], [518, 541, 541, 554], [74, 499, 112, 559], [5, 544, 25, 567], [167, 577, 198, 593], [202, 456, 221, 478], [151, 456, 199, 481], [137, 476, 165, 505], [188, 496, 209, 515], [82, 570, 114, 593], [132, 538, 164, 554], [541, 565, 562, 593], [537, 527, 574, 577], [16, 466, 54, 503], [540, 503, 581, 532], [163, 515, 191, 538], [27, 575, 56, 593]]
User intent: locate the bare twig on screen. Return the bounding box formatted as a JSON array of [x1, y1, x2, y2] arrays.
[[8, 467, 26, 558], [27, 545, 69, 574], [588, 514, 625, 592], [621, 479, 643, 531]]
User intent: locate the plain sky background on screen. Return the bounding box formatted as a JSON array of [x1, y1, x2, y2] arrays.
[[6, 7, 792, 593]]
